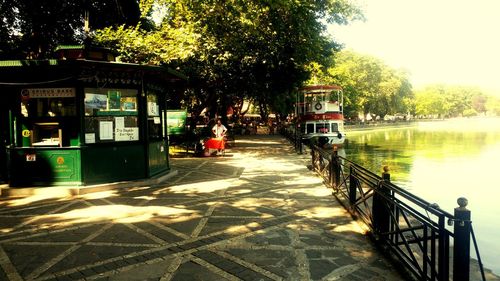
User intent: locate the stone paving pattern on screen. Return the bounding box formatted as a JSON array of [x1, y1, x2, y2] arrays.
[[0, 135, 404, 281]]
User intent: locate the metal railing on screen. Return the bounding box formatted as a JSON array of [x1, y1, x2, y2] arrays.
[[309, 144, 486, 281], [280, 126, 303, 154]]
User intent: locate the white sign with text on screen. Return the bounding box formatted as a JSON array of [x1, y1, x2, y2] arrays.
[[115, 127, 139, 141]]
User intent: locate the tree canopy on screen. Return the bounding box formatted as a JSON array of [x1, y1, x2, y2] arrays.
[[92, 0, 363, 122], [310, 49, 414, 120], [0, 0, 141, 59], [313, 49, 498, 120], [4, 1, 500, 121], [414, 85, 491, 118], [1, 0, 364, 123]]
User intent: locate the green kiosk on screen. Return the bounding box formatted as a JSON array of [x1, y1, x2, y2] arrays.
[[0, 46, 186, 187]]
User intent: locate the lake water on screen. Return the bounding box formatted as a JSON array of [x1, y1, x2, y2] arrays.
[[342, 118, 500, 275]]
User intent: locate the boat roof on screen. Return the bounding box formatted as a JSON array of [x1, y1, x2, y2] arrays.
[[300, 85, 342, 93]]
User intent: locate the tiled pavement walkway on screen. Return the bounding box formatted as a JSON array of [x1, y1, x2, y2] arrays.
[[0, 135, 403, 281]]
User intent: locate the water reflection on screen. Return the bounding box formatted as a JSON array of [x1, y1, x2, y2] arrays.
[[343, 119, 500, 275]]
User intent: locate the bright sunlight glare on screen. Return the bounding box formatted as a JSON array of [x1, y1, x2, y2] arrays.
[[34, 204, 196, 226], [6, 187, 74, 206], [153, 178, 235, 194], [330, 0, 500, 92]]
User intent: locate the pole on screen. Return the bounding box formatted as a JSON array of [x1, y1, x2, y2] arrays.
[[348, 166, 357, 208], [331, 146, 340, 188], [372, 166, 391, 237], [453, 197, 471, 281], [330, 148, 336, 187], [295, 89, 298, 153]]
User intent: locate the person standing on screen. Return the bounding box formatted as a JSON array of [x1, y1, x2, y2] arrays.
[[212, 119, 227, 138], [211, 119, 227, 156]]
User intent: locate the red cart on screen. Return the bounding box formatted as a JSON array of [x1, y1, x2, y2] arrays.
[[204, 137, 225, 156]]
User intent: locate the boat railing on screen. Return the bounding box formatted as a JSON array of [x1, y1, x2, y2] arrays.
[[298, 85, 344, 116], [308, 143, 487, 281]]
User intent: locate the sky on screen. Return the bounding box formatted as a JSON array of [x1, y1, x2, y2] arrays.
[[328, 0, 500, 92]]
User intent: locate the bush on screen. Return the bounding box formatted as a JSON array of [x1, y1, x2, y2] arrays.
[[462, 108, 478, 117]]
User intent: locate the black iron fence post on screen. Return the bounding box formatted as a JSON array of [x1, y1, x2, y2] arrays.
[[311, 146, 315, 169], [453, 197, 471, 281], [438, 216, 450, 281], [292, 129, 296, 151], [294, 133, 303, 154], [329, 149, 335, 187], [332, 147, 341, 188], [348, 166, 358, 214], [293, 133, 298, 152], [372, 166, 391, 237], [382, 166, 390, 182], [329, 148, 337, 188]]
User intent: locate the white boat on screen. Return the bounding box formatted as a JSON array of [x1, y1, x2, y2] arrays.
[[296, 85, 346, 147]]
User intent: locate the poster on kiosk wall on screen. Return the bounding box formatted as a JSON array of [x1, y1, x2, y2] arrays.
[[167, 110, 187, 135]]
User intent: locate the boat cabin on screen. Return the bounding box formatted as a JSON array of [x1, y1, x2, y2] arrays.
[[297, 85, 343, 115]]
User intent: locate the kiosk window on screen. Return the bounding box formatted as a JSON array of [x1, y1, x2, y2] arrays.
[[84, 88, 139, 143], [19, 88, 77, 147], [147, 93, 163, 139], [84, 88, 138, 116], [21, 88, 76, 118], [31, 123, 62, 147]]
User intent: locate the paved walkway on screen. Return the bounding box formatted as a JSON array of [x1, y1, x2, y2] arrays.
[[0, 135, 403, 281]]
